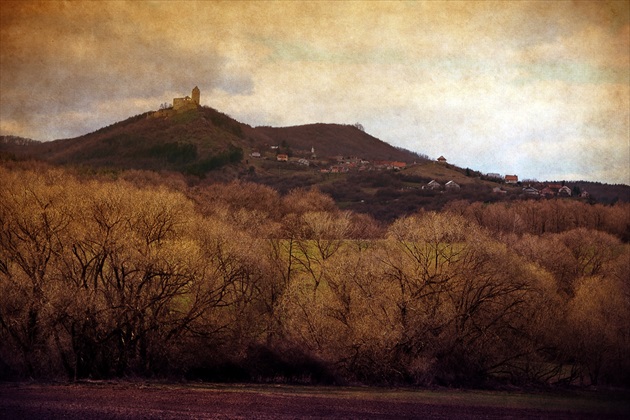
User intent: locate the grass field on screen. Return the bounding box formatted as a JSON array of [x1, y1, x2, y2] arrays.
[[1, 382, 628, 419]]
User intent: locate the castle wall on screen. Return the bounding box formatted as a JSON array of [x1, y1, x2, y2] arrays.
[[173, 97, 197, 111], [150, 108, 173, 119]]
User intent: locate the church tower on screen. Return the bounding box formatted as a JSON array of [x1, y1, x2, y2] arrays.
[[192, 86, 200, 105]]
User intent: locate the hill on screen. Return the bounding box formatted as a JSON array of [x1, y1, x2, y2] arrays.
[[0, 106, 423, 176], [3, 107, 246, 175]]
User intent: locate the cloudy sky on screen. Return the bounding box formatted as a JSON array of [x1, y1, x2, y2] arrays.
[[1, 1, 629, 184]]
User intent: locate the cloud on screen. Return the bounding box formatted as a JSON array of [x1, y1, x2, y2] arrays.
[[0, 1, 628, 184], [1, 1, 228, 139]]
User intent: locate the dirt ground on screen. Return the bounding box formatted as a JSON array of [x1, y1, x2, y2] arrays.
[[1, 382, 628, 419]]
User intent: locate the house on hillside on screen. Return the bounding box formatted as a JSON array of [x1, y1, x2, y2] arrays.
[[373, 160, 392, 170], [523, 186, 539, 196], [539, 187, 553, 198], [541, 184, 572, 198], [250, 152, 261, 158], [427, 180, 442, 190], [505, 174, 518, 184], [437, 156, 447, 164], [542, 184, 562, 197], [558, 186, 572, 196], [445, 180, 460, 190], [330, 165, 349, 173]]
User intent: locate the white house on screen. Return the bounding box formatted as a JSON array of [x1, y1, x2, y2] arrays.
[[522, 186, 539, 196], [445, 180, 460, 190], [558, 186, 572, 196]]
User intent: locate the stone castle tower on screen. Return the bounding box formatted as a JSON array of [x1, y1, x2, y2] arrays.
[[192, 86, 200, 105]]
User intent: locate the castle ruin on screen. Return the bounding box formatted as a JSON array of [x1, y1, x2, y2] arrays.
[[173, 86, 200, 111], [150, 86, 201, 119]]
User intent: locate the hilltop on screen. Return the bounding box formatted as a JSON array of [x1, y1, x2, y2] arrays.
[[3, 107, 246, 175]]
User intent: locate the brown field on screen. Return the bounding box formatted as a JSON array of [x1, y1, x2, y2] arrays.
[[1, 382, 628, 419]]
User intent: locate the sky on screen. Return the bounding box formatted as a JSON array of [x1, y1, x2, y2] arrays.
[[1, 1, 629, 184]]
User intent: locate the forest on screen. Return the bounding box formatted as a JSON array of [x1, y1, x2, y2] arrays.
[[1, 161, 629, 388]]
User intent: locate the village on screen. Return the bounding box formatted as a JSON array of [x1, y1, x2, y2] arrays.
[[249, 146, 590, 199]]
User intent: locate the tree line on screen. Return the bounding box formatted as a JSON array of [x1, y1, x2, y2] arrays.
[[1, 162, 628, 387]]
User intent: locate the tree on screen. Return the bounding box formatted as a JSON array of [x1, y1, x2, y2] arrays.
[[54, 181, 210, 377], [564, 274, 630, 385], [0, 167, 74, 376], [382, 212, 557, 385], [282, 188, 337, 215]]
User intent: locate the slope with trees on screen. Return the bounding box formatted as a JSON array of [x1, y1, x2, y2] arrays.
[[1, 161, 628, 387]]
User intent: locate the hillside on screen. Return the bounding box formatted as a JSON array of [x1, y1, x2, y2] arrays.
[[252, 123, 424, 163], [0, 135, 42, 157]]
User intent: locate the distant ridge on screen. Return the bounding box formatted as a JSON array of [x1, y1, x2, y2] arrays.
[[0, 135, 40, 146]]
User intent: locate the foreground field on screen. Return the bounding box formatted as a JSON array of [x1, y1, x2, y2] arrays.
[[1, 382, 628, 419]]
